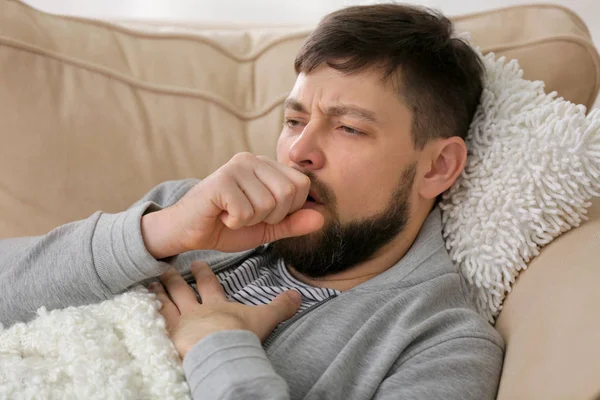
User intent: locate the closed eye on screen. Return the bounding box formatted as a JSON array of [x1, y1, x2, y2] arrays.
[[285, 118, 365, 136], [284, 119, 304, 128], [339, 125, 364, 136]]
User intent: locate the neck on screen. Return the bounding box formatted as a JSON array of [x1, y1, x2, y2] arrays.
[[288, 204, 432, 291]]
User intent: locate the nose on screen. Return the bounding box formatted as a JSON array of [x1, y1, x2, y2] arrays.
[[287, 123, 325, 171]]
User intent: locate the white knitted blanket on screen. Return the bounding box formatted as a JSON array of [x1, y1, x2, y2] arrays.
[[0, 286, 191, 400]]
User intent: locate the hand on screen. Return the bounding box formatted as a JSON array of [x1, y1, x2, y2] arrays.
[[142, 153, 324, 258], [150, 261, 302, 358]]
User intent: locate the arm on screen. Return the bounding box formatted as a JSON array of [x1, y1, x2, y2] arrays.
[[0, 179, 198, 328], [183, 331, 289, 400], [373, 336, 504, 400], [1, 152, 321, 329]]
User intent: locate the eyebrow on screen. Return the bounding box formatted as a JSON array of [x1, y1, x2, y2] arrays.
[[284, 98, 379, 124]]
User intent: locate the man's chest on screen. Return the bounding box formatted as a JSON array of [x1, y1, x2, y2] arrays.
[[263, 296, 411, 400]]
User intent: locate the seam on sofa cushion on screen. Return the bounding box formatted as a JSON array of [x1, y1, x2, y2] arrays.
[[2, 32, 598, 122], [0, 35, 290, 120], [8, 0, 599, 109], [452, 3, 591, 38], [7, 0, 312, 62]]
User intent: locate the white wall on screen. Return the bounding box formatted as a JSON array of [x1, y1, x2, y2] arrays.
[[21, 0, 600, 46]]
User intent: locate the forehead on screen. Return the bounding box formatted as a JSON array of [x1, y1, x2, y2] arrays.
[[288, 65, 408, 119]]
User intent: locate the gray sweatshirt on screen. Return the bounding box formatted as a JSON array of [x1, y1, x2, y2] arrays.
[[0, 179, 504, 399]]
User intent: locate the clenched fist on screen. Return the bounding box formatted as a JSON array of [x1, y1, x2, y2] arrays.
[[142, 153, 325, 258]]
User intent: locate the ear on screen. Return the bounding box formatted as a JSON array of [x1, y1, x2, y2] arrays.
[[418, 137, 467, 200]]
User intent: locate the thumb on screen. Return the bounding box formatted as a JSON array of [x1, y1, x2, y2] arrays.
[[266, 209, 324, 242], [268, 290, 302, 324], [255, 290, 302, 341]]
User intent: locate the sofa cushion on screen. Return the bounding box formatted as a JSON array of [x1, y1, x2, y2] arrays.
[[495, 196, 600, 400], [0, 0, 598, 238]]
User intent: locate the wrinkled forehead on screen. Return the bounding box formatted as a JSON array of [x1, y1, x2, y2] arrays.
[[289, 65, 405, 113]]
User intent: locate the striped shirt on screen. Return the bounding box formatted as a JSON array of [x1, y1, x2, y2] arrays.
[[193, 253, 340, 313]]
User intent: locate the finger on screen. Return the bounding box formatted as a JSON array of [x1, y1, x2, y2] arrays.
[[192, 261, 227, 304], [253, 161, 296, 225], [159, 267, 198, 314], [149, 282, 180, 329], [257, 156, 311, 213], [217, 177, 255, 230], [262, 208, 325, 243], [234, 170, 277, 227], [262, 290, 302, 328]]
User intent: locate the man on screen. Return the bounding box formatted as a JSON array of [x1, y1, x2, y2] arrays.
[[0, 3, 504, 399]]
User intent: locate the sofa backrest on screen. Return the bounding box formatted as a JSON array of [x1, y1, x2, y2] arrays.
[[0, 0, 598, 238]]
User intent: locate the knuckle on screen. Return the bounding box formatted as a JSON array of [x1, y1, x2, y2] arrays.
[[160, 271, 179, 284], [230, 207, 254, 224], [296, 173, 311, 189], [231, 152, 255, 164], [239, 206, 255, 221], [210, 170, 230, 186], [161, 276, 176, 285], [274, 183, 296, 201], [258, 196, 276, 212], [224, 217, 243, 229], [156, 292, 168, 302], [191, 261, 209, 270], [200, 273, 217, 286]]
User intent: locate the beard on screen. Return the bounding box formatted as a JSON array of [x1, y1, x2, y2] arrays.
[[270, 163, 417, 278]]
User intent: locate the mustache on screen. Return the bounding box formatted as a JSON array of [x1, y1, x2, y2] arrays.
[[299, 170, 336, 206]]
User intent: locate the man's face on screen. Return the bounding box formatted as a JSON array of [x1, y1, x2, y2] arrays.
[[272, 64, 420, 277]]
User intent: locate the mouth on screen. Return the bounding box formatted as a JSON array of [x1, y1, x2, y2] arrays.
[[307, 190, 322, 204], [303, 190, 323, 209]]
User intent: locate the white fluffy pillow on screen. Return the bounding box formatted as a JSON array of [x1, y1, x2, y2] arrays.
[[440, 50, 600, 322], [0, 287, 191, 400]]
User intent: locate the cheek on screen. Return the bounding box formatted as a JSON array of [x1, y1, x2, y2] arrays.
[[334, 167, 398, 220], [277, 128, 305, 164], [276, 134, 290, 163]]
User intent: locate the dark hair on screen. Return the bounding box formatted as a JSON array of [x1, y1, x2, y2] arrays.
[[294, 4, 484, 149]]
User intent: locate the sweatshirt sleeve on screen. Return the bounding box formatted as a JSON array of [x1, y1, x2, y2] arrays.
[[372, 336, 504, 400], [183, 330, 289, 400], [0, 179, 199, 328]]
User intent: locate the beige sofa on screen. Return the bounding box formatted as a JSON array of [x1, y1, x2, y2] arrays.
[[1, 0, 599, 398]]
